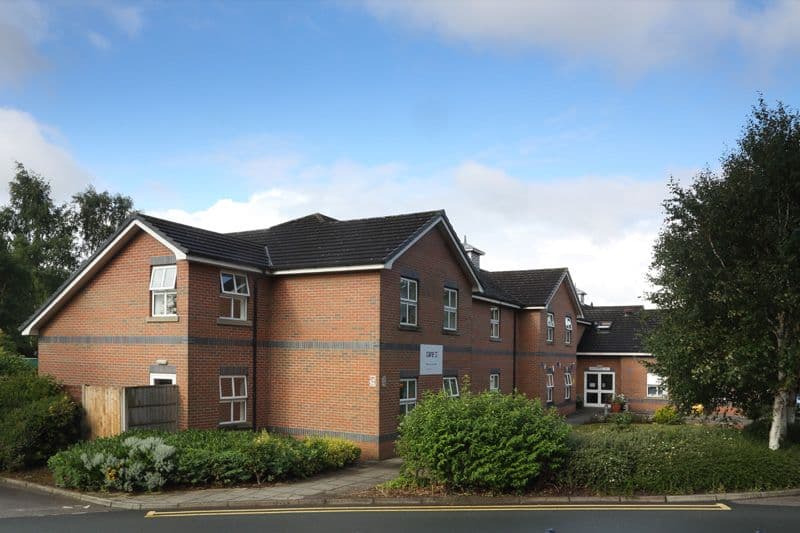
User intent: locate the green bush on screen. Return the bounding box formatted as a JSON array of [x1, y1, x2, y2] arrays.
[[396, 390, 570, 491], [653, 405, 683, 425], [49, 429, 360, 492], [0, 357, 81, 470], [608, 412, 634, 429], [557, 424, 800, 495]]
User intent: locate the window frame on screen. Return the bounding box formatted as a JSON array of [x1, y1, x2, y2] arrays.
[[443, 287, 458, 331], [565, 316, 573, 345], [646, 372, 668, 398], [400, 277, 418, 327], [219, 375, 247, 425], [546, 372, 555, 403], [443, 376, 460, 397], [399, 378, 417, 415], [546, 312, 555, 343], [150, 265, 177, 317], [490, 307, 500, 339], [489, 372, 500, 392], [219, 272, 249, 321], [564, 372, 573, 400], [149, 373, 176, 385]]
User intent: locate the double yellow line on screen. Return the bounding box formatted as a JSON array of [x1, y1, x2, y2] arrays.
[[145, 502, 731, 518]]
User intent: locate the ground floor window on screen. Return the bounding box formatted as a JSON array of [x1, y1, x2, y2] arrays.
[[546, 373, 555, 403], [564, 372, 573, 400], [149, 373, 175, 385], [443, 376, 460, 397], [400, 378, 417, 415], [219, 375, 247, 424], [489, 373, 500, 392], [647, 372, 668, 398]]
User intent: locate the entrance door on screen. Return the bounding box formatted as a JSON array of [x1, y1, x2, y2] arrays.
[[584, 371, 614, 406]]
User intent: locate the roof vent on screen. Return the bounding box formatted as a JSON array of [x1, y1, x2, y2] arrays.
[[462, 235, 485, 270], [577, 289, 587, 305]]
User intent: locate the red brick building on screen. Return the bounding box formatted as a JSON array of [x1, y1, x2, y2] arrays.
[[22, 210, 659, 459]]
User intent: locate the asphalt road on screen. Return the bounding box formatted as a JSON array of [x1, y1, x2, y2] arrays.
[[2, 500, 800, 533], [0, 485, 109, 520]]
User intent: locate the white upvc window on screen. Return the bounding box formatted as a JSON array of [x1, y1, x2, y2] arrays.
[[150, 265, 177, 317], [400, 378, 417, 415], [647, 373, 668, 398], [400, 278, 418, 326], [220, 272, 249, 320], [546, 312, 555, 343], [564, 372, 573, 400], [490, 307, 500, 339], [546, 372, 555, 403], [489, 373, 500, 392], [565, 316, 573, 345], [219, 375, 247, 424], [443, 376, 460, 397], [149, 373, 176, 385], [443, 288, 458, 331]]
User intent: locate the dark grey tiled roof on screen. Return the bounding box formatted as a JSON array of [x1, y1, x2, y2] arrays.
[[475, 269, 522, 306], [577, 305, 659, 353], [484, 268, 568, 307], [138, 214, 267, 269], [228, 211, 444, 270]]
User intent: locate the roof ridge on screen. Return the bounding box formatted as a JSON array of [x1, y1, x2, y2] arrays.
[[489, 267, 568, 275]]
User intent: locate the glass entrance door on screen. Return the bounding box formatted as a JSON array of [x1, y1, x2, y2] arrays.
[[584, 371, 614, 406]]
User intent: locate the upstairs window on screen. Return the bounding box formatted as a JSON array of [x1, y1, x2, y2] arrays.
[[400, 278, 418, 326], [400, 378, 417, 415], [565, 316, 573, 345], [443, 376, 460, 397], [546, 312, 555, 343], [647, 373, 668, 398], [220, 272, 249, 320], [443, 288, 458, 331], [564, 372, 573, 400], [150, 265, 177, 316], [219, 375, 247, 424], [546, 372, 555, 403], [490, 307, 500, 339], [489, 372, 500, 392]]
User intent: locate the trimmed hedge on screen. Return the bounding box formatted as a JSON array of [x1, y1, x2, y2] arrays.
[[48, 429, 361, 492], [396, 389, 570, 491], [0, 353, 81, 470], [557, 424, 800, 495]]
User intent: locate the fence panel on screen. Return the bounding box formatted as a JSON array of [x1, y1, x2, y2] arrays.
[[123, 385, 179, 432]]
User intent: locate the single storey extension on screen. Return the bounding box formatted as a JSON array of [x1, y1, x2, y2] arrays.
[[22, 209, 664, 459]]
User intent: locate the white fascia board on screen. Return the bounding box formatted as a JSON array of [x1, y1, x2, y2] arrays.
[[576, 352, 653, 357], [21, 219, 185, 336], [543, 270, 585, 318], [186, 256, 263, 273], [472, 294, 521, 309], [273, 264, 385, 276], [523, 306, 546, 310], [385, 216, 485, 292]]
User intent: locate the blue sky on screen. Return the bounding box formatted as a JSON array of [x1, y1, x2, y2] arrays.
[[2, 0, 799, 304]]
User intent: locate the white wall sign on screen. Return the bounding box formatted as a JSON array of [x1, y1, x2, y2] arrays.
[[589, 366, 611, 372], [420, 344, 443, 375]]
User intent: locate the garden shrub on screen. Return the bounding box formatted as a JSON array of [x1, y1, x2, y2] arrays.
[[49, 429, 360, 492], [607, 412, 634, 429], [396, 390, 570, 491], [557, 424, 800, 495], [0, 353, 81, 470], [652, 405, 683, 425]]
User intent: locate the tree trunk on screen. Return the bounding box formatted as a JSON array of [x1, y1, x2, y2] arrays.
[[788, 390, 797, 426], [769, 387, 789, 450]]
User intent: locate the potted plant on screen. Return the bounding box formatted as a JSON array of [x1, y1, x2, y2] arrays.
[[610, 393, 626, 413]]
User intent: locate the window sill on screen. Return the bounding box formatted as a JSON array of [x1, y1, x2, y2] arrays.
[[217, 318, 252, 327], [489, 337, 502, 343], [398, 324, 420, 332], [146, 316, 179, 323], [442, 329, 460, 336]]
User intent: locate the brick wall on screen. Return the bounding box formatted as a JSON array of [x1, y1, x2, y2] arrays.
[[575, 355, 668, 412], [38, 230, 191, 428]]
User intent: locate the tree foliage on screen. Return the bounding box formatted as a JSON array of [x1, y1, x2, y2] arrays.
[[0, 163, 135, 354], [647, 98, 800, 445]]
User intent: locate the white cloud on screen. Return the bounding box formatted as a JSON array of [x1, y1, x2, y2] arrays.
[[0, 108, 94, 203], [150, 153, 670, 305], [87, 31, 111, 50], [359, 0, 800, 76], [0, 0, 48, 87], [105, 4, 144, 37]]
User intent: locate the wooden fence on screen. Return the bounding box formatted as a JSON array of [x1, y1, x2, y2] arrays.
[[82, 384, 179, 439]]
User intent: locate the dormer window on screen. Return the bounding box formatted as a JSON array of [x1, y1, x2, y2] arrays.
[[150, 265, 177, 317], [220, 272, 249, 320], [597, 320, 613, 333]]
